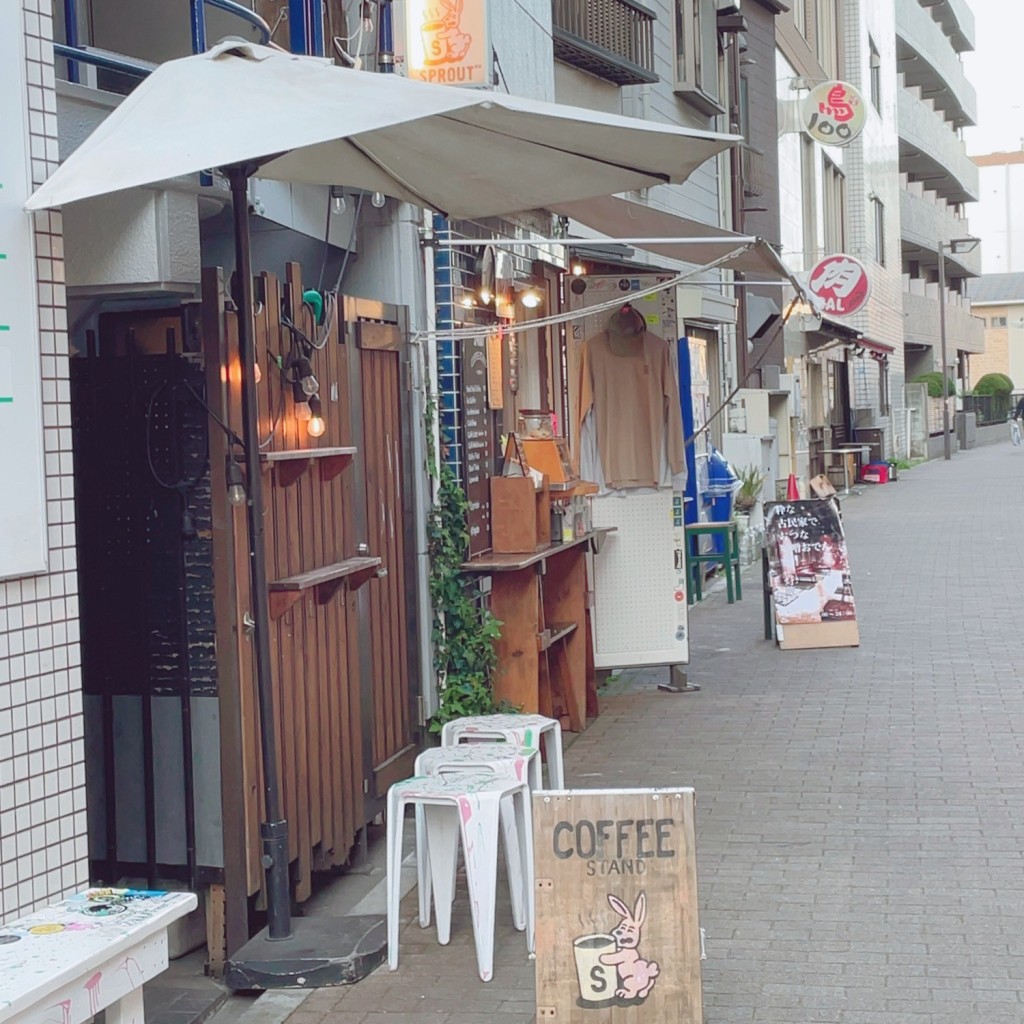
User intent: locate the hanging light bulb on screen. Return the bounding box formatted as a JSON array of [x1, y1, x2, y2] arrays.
[[295, 355, 319, 397], [478, 286, 493, 304], [460, 294, 476, 308], [571, 261, 586, 277], [330, 185, 346, 215], [520, 288, 542, 309], [293, 380, 312, 420], [307, 395, 326, 438], [226, 460, 247, 507], [371, 191, 386, 209]]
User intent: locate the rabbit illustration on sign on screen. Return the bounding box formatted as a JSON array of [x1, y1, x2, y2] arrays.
[[599, 892, 660, 1001]]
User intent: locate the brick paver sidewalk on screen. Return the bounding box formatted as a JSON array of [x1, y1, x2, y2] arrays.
[[294, 442, 1024, 1023]]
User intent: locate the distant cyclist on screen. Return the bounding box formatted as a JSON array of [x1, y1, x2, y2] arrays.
[[1013, 395, 1024, 446]]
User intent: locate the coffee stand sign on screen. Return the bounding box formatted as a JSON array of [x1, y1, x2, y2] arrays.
[[533, 789, 703, 1023]]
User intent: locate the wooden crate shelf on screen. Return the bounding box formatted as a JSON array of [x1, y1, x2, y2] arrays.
[[269, 556, 383, 618], [260, 446, 357, 486]]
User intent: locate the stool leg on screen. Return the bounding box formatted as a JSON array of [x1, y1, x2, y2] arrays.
[[423, 803, 460, 946], [691, 538, 703, 602], [386, 790, 405, 971], [514, 786, 536, 953], [458, 794, 501, 982], [440, 722, 456, 746], [416, 805, 431, 928], [499, 794, 526, 931], [544, 727, 564, 790], [733, 526, 742, 601], [725, 547, 735, 604], [528, 752, 542, 792]]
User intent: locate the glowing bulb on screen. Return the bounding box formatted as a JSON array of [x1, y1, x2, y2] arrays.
[[479, 287, 493, 304], [295, 399, 312, 422], [371, 191, 386, 209], [520, 288, 542, 309], [571, 262, 586, 277], [307, 396, 326, 438], [460, 294, 476, 308]]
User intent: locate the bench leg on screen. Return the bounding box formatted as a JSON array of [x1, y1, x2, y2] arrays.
[[105, 985, 145, 1024]]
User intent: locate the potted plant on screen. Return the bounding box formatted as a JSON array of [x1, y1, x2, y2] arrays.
[[732, 465, 767, 564]]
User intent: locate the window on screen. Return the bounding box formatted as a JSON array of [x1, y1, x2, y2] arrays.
[[823, 157, 847, 254], [879, 361, 890, 413], [871, 197, 886, 266], [815, 0, 839, 79], [869, 39, 881, 113], [551, 0, 658, 87], [792, 0, 808, 37], [991, 316, 1008, 328], [674, 0, 724, 114]]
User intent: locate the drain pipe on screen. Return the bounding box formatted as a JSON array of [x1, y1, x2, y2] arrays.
[[414, 209, 440, 720]]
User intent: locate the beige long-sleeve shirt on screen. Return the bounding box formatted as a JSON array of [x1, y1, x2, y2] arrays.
[[576, 330, 686, 489]]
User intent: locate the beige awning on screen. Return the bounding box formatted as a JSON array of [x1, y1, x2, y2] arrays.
[[552, 194, 801, 282]]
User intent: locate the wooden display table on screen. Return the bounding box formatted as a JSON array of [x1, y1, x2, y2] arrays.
[[462, 531, 611, 733]]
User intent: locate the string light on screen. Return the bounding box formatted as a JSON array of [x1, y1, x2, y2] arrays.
[[226, 460, 246, 507], [371, 191, 386, 209], [307, 396, 326, 438], [520, 288, 542, 309], [571, 261, 586, 277]]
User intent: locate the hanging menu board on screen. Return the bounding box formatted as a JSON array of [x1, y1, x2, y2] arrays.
[[764, 499, 859, 650], [0, 10, 48, 579], [534, 789, 703, 1023], [462, 336, 493, 557]]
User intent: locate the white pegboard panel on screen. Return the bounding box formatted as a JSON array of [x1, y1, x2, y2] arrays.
[[592, 490, 689, 668]]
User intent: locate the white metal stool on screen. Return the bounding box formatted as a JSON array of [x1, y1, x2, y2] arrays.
[[414, 744, 539, 936], [441, 713, 565, 789], [386, 772, 534, 982]]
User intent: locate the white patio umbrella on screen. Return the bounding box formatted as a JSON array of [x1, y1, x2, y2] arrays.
[[26, 39, 741, 948], [26, 40, 737, 217]]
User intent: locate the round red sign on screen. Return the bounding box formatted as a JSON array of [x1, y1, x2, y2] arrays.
[[807, 254, 871, 318]]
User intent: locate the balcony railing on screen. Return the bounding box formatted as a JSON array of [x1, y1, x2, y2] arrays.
[[552, 0, 658, 87]]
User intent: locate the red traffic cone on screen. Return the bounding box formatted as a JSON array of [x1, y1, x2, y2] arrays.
[[786, 474, 800, 501]]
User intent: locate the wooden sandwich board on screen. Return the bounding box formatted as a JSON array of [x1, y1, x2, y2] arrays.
[[533, 789, 702, 1023], [764, 498, 859, 650]]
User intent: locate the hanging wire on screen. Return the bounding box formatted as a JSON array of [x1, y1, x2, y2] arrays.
[[412, 244, 757, 344]]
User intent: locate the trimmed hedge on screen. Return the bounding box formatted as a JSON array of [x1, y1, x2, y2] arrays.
[[973, 372, 1014, 396], [911, 371, 956, 398]]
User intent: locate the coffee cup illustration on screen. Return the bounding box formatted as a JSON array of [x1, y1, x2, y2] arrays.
[[573, 933, 617, 1006]]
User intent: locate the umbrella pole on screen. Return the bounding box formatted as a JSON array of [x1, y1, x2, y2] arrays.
[[229, 165, 293, 941]]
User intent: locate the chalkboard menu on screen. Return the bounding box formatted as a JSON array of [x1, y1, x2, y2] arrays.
[[462, 336, 493, 557]]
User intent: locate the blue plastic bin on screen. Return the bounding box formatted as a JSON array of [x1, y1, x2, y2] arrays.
[[702, 448, 739, 554]]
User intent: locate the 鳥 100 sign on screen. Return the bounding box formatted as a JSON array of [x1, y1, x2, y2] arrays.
[[802, 81, 866, 147]]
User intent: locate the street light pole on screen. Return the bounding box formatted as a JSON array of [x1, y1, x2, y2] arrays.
[[938, 240, 951, 460], [936, 236, 981, 462]]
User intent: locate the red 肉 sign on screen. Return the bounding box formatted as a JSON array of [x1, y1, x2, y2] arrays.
[[807, 254, 871, 317]]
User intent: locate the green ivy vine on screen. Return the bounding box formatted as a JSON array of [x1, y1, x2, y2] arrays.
[[425, 395, 506, 733]]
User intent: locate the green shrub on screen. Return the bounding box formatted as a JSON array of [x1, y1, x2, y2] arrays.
[[911, 371, 955, 398], [973, 372, 1014, 396]]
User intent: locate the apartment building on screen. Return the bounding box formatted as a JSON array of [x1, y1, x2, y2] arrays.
[[896, 0, 983, 406], [970, 150, 1024, 275]]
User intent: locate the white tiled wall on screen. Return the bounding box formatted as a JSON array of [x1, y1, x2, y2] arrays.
[[842, 0, 907, 456], [0, 0, 88, 924]]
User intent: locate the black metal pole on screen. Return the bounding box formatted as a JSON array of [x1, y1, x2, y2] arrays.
[[228, 166, 292, 940]]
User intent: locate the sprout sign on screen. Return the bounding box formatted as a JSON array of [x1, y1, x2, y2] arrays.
[[802, 81, 866, 147]]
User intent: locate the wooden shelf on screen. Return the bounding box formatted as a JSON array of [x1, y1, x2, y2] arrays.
[[461, 530, 610, 574], [539, 622, 577, 651], [261, 447, 357, 486], [269, 556, 383, 618]]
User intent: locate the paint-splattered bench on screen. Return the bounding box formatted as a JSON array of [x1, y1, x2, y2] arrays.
[[0, 888, 197, 1024]]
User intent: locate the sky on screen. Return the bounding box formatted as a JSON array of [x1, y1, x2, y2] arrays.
[[963, 0, 1023, 155]]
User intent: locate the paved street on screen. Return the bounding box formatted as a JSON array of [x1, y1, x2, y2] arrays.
[[292, 440, 1024, 1024]]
